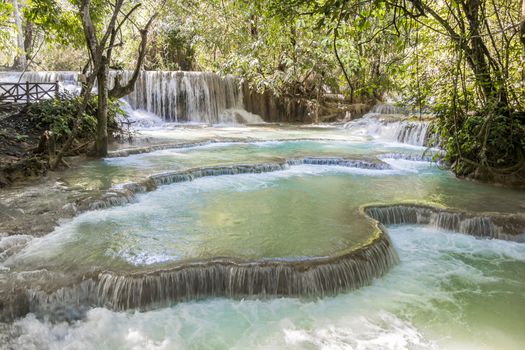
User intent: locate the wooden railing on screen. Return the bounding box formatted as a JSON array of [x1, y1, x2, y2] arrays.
[[0, 81, 59, 105]]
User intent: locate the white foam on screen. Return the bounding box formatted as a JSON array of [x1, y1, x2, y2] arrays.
[[121, 105, 165, 129], [283, 312, 437, 349], [6, 304, 439, 350], [0, 234, 33, 264], [343, 113, 432, 147]]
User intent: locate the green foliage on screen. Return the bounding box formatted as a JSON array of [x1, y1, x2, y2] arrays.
[[24, 0, 84, 47], [0, 2, 13, 37], [156, 0, 409, 102], [3, 0, 524, 179], [14, 133, 30, 142], [0, 1, 13, 60], [27, 95, 122, 143], [147, 24, 195, 70], [382, 0, 524, 179], [435, 102, 525, 177]]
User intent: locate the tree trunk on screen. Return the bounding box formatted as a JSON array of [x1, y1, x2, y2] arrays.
[[51, 73, 97, 170], [520, 0, 525, 50], [96, 56, 109, 157], [12, 0, 26, 69], [461, 0, 506, 105], [23, 21, 33, 60], [410, 0, 507, 107], [333, 24, 354, 103]]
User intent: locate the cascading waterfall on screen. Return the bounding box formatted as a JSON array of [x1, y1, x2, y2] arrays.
[[23, 229, 398, 315], [1, 159, 405, 319], [343, 104, 437, 147], [113, 72, 243, 124], [395, 121, 430, 145], [0, 71, 78, 85], [113, 71, 263, 124], [0, 71, 264, 124], [3, 66, 525, 350], [365, 204, 525, 242], [287, 157, 390, 170], [344, 113, 433, 146], [16, 201, 525, 318]]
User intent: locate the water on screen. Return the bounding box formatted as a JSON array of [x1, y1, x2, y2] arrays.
[[7, 169, 399, 270], [117, 71, 264, 124], [4, 225, 525, 349], [1, 72, 524, 349], [62, 139, 433, 191], [2, 143, 524, 327], [344, 112, 434, 146], [10, 157, 522, 270], [0, 71, 80, 94]]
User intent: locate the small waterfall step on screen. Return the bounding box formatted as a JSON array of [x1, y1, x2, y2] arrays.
[[343, 105, 438, 147], [81, 157, 392, 211], [364, 203, 525, 242], [19, 222, 398, 316]]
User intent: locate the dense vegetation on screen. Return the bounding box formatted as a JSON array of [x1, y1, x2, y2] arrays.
[[0, 0, 524, 183], [27, 95, 122, 146]]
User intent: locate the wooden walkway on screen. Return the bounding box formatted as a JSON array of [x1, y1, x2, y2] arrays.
[[0, 81, 59, 105]]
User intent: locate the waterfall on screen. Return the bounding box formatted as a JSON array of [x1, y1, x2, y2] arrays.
[[370, 103, 406, 115], [343, 111, 435, 147], [0, 71, 79, 93], [1, 160, 403, 319], [0, 71, 78, 84], [395, 122, 430, 145], [20, 230, 398, 316], [287, 157, 390, 170], [5, 201, 525, 320], [113, 71, 263, 124], [0, 71, 264, 124], [364, 204, 525, 242]]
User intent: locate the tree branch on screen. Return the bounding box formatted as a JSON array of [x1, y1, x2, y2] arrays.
[[109, 14, 157, 99]]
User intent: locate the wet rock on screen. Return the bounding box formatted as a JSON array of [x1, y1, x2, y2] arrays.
[[0, 289, 30, 323], [0, 158, 48, 188], [60, 203, 77, 215]]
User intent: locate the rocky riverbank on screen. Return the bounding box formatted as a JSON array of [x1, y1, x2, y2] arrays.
[[0, 105, 49, 188]]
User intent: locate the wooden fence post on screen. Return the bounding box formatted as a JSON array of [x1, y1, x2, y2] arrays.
[[25, 81, 30, 104], [55, 81, 59, 98]]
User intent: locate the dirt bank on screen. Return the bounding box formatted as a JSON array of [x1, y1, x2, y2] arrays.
[[0, 105, 49, 188]]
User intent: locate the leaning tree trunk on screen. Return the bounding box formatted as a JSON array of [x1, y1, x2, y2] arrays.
[[96, 56, 109, 157], [108, 14, 157, 99]]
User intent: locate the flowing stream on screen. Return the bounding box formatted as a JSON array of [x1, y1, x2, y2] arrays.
[[1, 71, 524, 350]]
